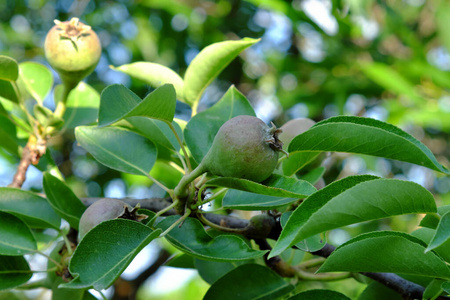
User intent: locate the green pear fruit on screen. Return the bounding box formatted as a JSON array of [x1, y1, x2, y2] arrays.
[[201, 115, 285, 182]]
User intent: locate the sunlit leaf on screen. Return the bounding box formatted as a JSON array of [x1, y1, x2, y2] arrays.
[[18, 62, 53, 105], [270, 176, 436, 258]]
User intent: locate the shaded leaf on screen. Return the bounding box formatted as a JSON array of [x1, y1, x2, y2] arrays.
[[287, 290, 351, 300], [0, 188, 61, 229], [288, 116, 449, 174], [280, 212, 325, 252], [300, 166, 326, 185], [98, 84, 176, 127], [207, 174, 316, 198], [420, 205, 450, 229], [156, 216, 266, 261], [184, 85, 255, 163], [18, 62, 53, 105], [0, 211, 37, 255], [442, 281, 450, 293], [356, 282, 402, 300], [0, 55, 19, 81], [0, 80, 19, 103], [282, 152, 320, 176], [183, 38, 259, 106], [195, 259, 248, 284], [63, 82, 100, 129], [43, 172, 87, 230], [0, 114, 19, 155], [203, 264, 294, 300], [0, 256, 32, 291], [111, 62, 185, 102], [75, 126, 157, 176], [61, 219, 161, 290], [223, 189, 296, 210], [318, 231, 450, 280], [423, 279, 446, 300], [411, 228, 450, 263], [270, 176, 436, 258]]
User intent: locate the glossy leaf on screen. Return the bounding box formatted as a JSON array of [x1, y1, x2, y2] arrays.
[[0, 211, 37, 255], [287, 290, 351, 300], [61, 219, 161, 290], [111, 62, 185, 101], [0, 55, 19, 81], [282, 152, 320, 176], [127, 117, 182, 151], [0, 114, 19, 155], [0, 188, 61, 229], [270, 176, 436, 258], [156, 216, 266, 261], [63, 82, 100, 129], [0, 80, 19, 103], [18, 62, 53, 105], [318, 231, 450, 280], [98, 84, 176, 127], [288, 116, 449, 174], [43, 172, 87, 230], [75, 126, 157, 176], [183, 38, 259, 106], [203, 264, 294, 300], [184, 85, 255, 163], [207, 174, 316, 198], [426, 211, 450, 253], [0, 255, 31, 291], [223, 189, 296, 210]]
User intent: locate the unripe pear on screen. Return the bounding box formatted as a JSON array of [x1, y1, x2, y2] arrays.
[[201, 115, 285, 182], [278, 118, 316, 146], [44, 18, 101, 87], [78, 199, 146, 240]]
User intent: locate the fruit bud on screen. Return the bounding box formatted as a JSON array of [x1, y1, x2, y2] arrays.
[[44, 18, 101, 87]]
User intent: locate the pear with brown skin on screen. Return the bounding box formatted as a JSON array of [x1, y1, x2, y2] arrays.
[[201, 115, 285, 183], [44, 18, 101, 88]]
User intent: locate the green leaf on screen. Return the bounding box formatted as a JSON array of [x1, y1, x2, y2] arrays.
[[300, 166, 326, 185], [318, 231, 450, 280], [111, 62, 185, 102], [0, 255, 32, 291], [355, 282, 402, 300], [0, 80, 19, 103], [420, 205, 450, 229], [207, 174, 316, 198], [62, 82, 100, 129], [0, 211, 37, 255], [61, 219, 161, 290], [156, 216, 266, 261], [270, 176, 436, 258], [0, 114, 19, 155], [436, 1, 450, 54], [288, 116, 449, 174], [280, 212, 325, 252], [411, 227, 450, 263], [183, 38, 259, 106], [75, 126, 157, 176], [223, 189, 296, 210], [165, 254, 195, 269], [423, 279, 446, 300], [184, 85, 255, 163], [203, 264, 294, 300], [0, 188, 61, 229], [426, 211, 450, 253], [442, 281, 450, 293], [127, 117, 182, 152], [195, 259, 248, 284], [287, 290, 351, 300], [43, 172, 87, 230], [282, 152, 320, 176], [33, 105, 63, 128], [51, 277, 97, 300], [0, 55, 19, 81], [98, 84, 176, 127], [18, 62, 53, 105]]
